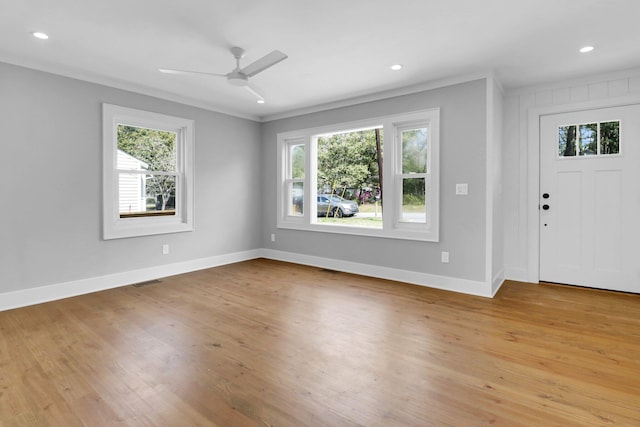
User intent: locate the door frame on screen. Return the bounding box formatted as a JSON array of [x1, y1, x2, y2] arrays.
[[526, 94, 640, 283]]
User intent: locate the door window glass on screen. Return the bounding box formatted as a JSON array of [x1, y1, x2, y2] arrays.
[[558, 121, 620, 157]]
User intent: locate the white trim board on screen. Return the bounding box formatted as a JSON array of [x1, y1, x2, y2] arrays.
[[507, 67, 640, 99], [504, 267, 528, 283], [0, 250, 261, 312], [262, 249, 495, 298], [1, 248, 502, 312], [492, 269, 505, 297], [261, 71, 493, 122], [0, 58, 261, 122], [1, 58, 494, 124]]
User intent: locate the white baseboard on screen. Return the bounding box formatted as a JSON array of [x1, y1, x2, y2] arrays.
[[492, 269, 505, 297], [260, 249, 493, 298], [504, 266, 532, 283], [1, 248, 500, 312], [0, 249, 262, 312]]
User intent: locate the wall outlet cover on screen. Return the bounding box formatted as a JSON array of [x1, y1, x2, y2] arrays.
[[456, 183, 469, 195]]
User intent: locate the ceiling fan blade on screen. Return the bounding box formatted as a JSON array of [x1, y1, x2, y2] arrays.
[[240, 50, 288, 77], [159, 68, 226, 77], [245, 85, 265, 102]]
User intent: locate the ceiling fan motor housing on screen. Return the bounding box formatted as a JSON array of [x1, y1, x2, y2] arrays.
[[227, 71, 249, 86]]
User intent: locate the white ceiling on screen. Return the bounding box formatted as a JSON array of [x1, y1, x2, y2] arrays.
[[2, 0, 639, 121]]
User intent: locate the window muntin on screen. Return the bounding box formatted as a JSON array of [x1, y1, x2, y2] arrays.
[[558, 120, 620, 157], [277, 109, 439, 242], [103, 104, 194, 240]]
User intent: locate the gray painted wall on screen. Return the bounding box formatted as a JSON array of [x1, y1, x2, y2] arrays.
[[0, 62, 262, 293], [0, 63, 490, 297], [261, 80, 488, 282]]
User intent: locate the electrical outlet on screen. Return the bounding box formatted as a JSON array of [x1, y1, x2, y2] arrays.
[[441, 251, 449, 263], [162, 244, 170, 255], [271, 233, 276, 242]]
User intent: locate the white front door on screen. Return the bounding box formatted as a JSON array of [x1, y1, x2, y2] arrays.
[[539, 105, 640, 293]]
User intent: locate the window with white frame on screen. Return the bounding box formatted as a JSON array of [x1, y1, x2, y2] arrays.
[[277, 109, 439, 241], [285, 139, 305, 217], [103, 104, 194, 239]]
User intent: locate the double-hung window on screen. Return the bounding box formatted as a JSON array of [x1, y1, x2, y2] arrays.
[[103, 104, 194, 239], [284, 139, 306, 218], [277, 109, 439, 241], [397, 122, 431, 226]]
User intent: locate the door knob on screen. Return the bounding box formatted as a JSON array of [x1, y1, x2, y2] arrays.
[[542, 204, 550, 210]]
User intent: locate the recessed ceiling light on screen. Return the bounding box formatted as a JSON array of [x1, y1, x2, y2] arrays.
[[579, 46, 594, 53], [32, 32, 49, 40], [390, 64, 403, 71], [257, 99, 265, 104]]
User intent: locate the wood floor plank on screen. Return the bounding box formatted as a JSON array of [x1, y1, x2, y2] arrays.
[[1, 258, 638, 426]]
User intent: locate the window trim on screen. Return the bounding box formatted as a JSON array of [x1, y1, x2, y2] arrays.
[[395, 121, 434, 230], [103, 104, 194, 240], [276, 109, 440, 242], [282, 138, 307, 221]]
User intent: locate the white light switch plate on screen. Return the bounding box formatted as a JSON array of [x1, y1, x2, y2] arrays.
[[456, 183, 468, 195]]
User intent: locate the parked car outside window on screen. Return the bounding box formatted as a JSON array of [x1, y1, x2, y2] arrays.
[[317, 194, 359, 218]]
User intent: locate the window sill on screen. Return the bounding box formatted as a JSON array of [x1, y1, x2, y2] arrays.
[[120, 210, 176, 219], [277, 221, 439, 242], [104, 215, 193, 240]]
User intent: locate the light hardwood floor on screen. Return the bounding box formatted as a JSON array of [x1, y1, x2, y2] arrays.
[[1, 259, 638, 426]]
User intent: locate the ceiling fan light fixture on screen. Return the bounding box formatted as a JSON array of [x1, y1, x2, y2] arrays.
[[227, 73, 249, 86]]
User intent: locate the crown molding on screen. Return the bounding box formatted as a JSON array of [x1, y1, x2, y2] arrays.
[[0, 56, 262, 122], [259, 70, 494, 122], [505, 66, 640, 98]]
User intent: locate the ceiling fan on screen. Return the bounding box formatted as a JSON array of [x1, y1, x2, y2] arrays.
[[159, 47, 288, 103]]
